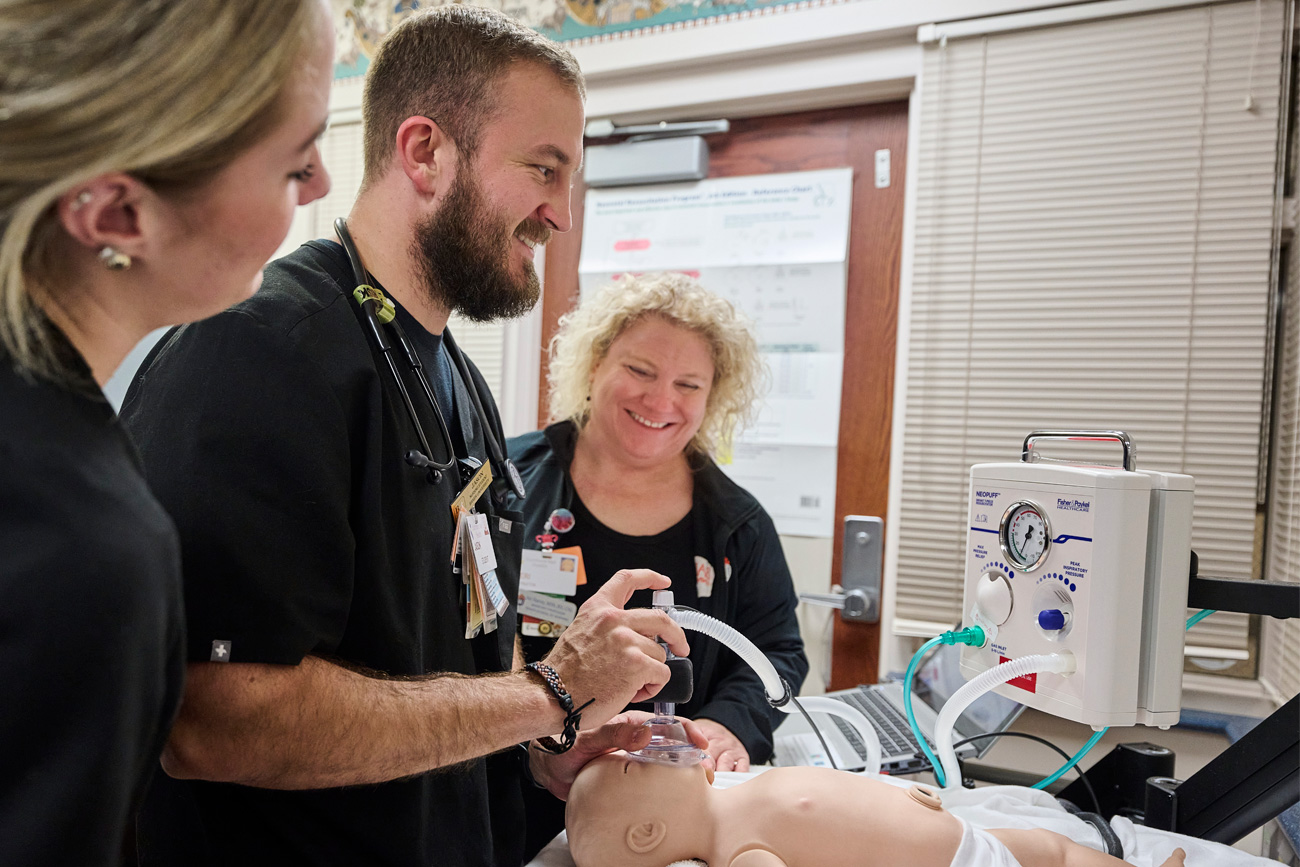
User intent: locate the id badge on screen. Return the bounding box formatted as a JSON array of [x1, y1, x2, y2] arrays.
[[517, 592, 577, 626], [466, 513, 498, 573], [519, 548, 580, 596]]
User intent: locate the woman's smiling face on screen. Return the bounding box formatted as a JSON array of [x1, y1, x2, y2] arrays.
[[585, 315, 715, 467]]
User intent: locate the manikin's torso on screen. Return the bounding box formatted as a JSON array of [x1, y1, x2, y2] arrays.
[[706, 769, 964, 867]]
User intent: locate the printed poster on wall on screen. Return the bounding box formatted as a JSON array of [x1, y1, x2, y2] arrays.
[[578, 168, 853, 537]]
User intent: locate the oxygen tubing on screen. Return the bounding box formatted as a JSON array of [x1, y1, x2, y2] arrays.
[[1024, 610, 1216, 785], [1025, 609, 1217, 789], [903, 626, 985, 787], [1032, 726, 1106, 790], [927, 610, 1220, 790], [668, 607, 883, 774], [932, 653, 1076, 789], [905, 636, 948, 785]]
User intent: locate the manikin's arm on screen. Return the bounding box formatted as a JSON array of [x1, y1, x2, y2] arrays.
[[162, 570, 687, 789], [989, 829, 1186, 867]]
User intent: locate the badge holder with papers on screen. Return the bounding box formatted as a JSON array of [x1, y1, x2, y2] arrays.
[[773, 639, 1023, 774], [518, 546, 585, 635], [450, 460, 510, 638]]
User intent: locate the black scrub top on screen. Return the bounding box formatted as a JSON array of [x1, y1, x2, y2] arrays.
[[519, 491, 696, 663], [0, 337, 184, 867], [122, 241, 525, 867]]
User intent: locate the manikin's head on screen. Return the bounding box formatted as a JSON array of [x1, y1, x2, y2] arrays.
[[566, 752, 717, 867]]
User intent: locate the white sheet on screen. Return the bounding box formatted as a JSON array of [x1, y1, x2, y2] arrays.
[[528, 769, 1285, 866]]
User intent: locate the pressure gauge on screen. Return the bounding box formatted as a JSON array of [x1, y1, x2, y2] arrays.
[[1000, 500, 1051, 571]]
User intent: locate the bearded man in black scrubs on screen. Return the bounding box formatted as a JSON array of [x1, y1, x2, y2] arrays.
[[122, 8, 695, 866]]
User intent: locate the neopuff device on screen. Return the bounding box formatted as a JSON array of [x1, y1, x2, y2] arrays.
[[959, 431, 1194, 729]]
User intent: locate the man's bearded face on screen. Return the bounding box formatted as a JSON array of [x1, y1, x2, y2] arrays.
[[412, 162, 550, 323]]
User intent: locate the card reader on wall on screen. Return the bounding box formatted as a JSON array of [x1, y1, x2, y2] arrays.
[[584, 135, 709, 187]]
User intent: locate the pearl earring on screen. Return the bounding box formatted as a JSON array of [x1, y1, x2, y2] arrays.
[[98, 246, 132, 271], [71, 191, 93, 210]]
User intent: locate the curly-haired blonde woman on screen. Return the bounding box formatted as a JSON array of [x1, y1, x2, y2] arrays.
[[0, 2, 331, 863], [508, 273, 807, 781]]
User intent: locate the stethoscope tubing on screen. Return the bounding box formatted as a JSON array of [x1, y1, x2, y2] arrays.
[[334, 217, 523, 498]]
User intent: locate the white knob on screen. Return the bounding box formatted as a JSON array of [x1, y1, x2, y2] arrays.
[[975, 571, 1013, 626], [653, 590, 675, 609]]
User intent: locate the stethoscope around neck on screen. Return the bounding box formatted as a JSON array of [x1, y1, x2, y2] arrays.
[[335, 217, 526, 500]]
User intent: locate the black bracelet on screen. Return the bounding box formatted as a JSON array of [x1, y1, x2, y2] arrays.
[[515, 743, 547, 789], [525, 661, 593, 755]]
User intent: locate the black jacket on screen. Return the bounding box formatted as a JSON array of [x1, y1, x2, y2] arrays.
[[506, 421, 808, 762], [0, 339, 184, 867]]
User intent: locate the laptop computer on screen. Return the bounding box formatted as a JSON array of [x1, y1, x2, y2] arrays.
[[772, 640, 1024, 774]]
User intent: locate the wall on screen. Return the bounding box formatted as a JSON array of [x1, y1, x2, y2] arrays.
[[309, 0, 1292, 709]]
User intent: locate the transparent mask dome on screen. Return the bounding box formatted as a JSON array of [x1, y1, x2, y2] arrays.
[[628, 715, 705, 766]]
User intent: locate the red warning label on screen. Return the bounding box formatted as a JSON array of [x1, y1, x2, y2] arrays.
[[1000, 656, 1038, 693]]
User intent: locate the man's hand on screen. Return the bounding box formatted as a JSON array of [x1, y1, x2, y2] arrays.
[[541, 569, 690, 729], [529, 711, 711, 800], [695, 718, 750, 772]]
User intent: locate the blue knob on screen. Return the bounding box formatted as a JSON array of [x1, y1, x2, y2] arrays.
[[1038, 609, 1066, 630]]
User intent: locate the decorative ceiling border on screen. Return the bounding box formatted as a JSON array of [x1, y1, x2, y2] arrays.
[[333, 0, 863, 80]]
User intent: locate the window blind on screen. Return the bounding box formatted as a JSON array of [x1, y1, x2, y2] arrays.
[[310, 120, 364, 243], [1263, 235, 1299, 700], [897, 0, 1286, 664]]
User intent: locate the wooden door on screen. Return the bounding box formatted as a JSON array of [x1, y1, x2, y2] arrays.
[[541, 101, 908, 689]]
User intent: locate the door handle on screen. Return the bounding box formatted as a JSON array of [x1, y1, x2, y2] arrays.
[[799, 516, 882, 624], [800, 585, 875, 621]]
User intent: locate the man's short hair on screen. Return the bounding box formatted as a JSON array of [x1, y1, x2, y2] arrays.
[[361, 5, 585, 185]]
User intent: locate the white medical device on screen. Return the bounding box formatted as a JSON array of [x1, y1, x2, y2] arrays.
[[959, 431, 1194, 729]]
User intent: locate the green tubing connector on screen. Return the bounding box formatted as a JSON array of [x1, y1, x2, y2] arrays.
[[943, 625, 987, 648]]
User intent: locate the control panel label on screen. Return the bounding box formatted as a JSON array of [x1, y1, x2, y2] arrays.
[[1000, 656, 1038, 693]]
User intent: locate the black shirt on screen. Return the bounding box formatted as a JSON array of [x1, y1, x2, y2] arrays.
[[508, 423, 808, 862], [122, 241, 524, 867], [508, 422, 808, 757], [520, 491, 695, 660], [0, 337, 184, 867]]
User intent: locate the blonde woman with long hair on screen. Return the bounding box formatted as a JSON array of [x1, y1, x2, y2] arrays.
[[507, 273, 808, 852], [0, 2, 332, 863]]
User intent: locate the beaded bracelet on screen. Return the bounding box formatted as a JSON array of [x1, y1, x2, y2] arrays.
[[525, 661, 593, 755]]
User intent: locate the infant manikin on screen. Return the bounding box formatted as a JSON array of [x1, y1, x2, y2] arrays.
[[565, 752, 1187, 867]]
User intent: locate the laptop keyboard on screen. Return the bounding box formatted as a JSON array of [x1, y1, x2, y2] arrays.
[[830, 689, 925, 759]]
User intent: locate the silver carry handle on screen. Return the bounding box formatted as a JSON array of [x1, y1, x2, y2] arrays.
[[1022, 430, 1136, 472]]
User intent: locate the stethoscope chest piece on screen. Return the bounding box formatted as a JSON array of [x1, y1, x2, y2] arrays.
[[504, 459, 526, 500]]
